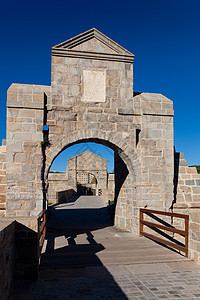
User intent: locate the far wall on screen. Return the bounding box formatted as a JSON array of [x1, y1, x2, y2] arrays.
[[48, 151, 115, 204]]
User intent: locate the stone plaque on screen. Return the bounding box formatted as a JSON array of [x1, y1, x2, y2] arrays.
[[82, 69, 106, 102]]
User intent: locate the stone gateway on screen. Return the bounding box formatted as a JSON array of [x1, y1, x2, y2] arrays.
[[48, 151, 115, 204], [1, 28, 200, 263]]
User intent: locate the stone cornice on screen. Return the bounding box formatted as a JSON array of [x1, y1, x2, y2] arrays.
[[52, 28, 134, 63], [52, 48, 134, 63]]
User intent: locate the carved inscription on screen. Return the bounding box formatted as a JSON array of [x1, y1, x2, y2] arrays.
[[82, 69, 106, 102]]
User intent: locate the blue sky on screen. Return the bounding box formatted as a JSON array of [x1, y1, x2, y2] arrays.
[[0, 0, 200, 170], [50, 143, 114, 173]]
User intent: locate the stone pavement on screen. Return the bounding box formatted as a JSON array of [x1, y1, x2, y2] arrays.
[[32, 263, 200, 300], [10, 196, 200, 299]]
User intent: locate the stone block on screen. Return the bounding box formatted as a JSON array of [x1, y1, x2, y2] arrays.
[[107, 69, 118, 76], [149, 129, 162, 139], [179, 185, 191, 193], [106, 87, 118, 98], [13, 132, 33, 141], [193, 195, 200, 201], [179, 160, 188, 166], [185, 179, 195, 185], [6, 141, 23, 152], [18, 109, 36, 118], [192, 186, 200, 194], [22, 124, 37, 133], [70, 85, 80, 97], [32, 132, 43, 141], [118, 108, 134, 115], [187, 167, 197, 174], [109, 77, 120, 87], [184, 193, 192, 202], [196, 179, 200, 186]]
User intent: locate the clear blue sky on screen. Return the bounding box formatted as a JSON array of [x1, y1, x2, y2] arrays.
[[0, 0, 200, 170], [51, 143, 114, 173]]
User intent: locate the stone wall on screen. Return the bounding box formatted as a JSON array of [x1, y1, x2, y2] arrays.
[[4, 29, 175, 234], [173, 152, 200, 263], [56, 189, 77, 204], [48, 173, 69, 204], [67, 151, 108, 201], [44, 30, 174, 234], [6, 83, 51, 216], [139, 93, 174, 211], [0, 221, 15, 300], [47, 152, 114, 204], [0, 215, 39, 299], [174, 152, 200, 205], [2, 28, 200, 264], [0, 139, 6, 216], [107, 173, 115, 201]]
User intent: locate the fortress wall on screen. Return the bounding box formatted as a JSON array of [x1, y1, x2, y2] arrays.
[[48, 172, 69, 204], [6, 84, 51, 216], [0, 140, 6, 216], [173, 152, 200, 263]]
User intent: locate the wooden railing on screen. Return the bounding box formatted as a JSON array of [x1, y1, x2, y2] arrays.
[[140, 208, 189, 257], [38, 210, 47, 256]]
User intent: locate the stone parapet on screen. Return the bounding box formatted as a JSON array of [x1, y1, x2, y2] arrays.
[[174, 151, 200, 204], [48, 172, 69, 204], [0, 211, 43, 296], [0, 213, 39, 298], [133, 92, 174, 117], [7, 83, 51, 109], [173, 151, 200, 264]]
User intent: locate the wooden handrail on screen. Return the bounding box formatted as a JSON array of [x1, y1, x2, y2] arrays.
[[140, 208, 189, 219], [140, 208, 189, 257]]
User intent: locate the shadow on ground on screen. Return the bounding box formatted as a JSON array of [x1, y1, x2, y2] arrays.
[[38, 197, 128, 299], [41, 204, 114, 268]]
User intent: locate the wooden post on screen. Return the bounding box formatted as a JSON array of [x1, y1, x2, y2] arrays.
[[139, 209, 143, 237], [185, 215, 189, 257]]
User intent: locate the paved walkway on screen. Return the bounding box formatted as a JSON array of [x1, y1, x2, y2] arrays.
[[11, 196, 200, 299]]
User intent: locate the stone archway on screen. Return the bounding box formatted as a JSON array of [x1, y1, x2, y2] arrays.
[[5, 29, 174, 236], [45, 136, 140, 233], [3, 28, 200, 265]]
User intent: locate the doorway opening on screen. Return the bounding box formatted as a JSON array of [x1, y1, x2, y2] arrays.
[[44, 139, 130, 232], [40, 139, 130, 278], [47, 142, 116, 207]]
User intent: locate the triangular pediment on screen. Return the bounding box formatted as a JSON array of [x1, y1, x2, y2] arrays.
[[68, 151, 106, 161], [52, 28, 134, 63], [68, 37, 119, 55]]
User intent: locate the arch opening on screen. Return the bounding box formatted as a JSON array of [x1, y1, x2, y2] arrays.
[[46, 137, 133, 180], [45, 139, 131, 227]]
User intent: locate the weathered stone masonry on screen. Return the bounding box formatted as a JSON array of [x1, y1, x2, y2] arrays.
[[48, 151, 115, 204], [0, 139, 6, 216], [6, 84, 51, 216], [173, 152, 200, 263], [1, 28, 200, 263], [5, 28, 175, 228]]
